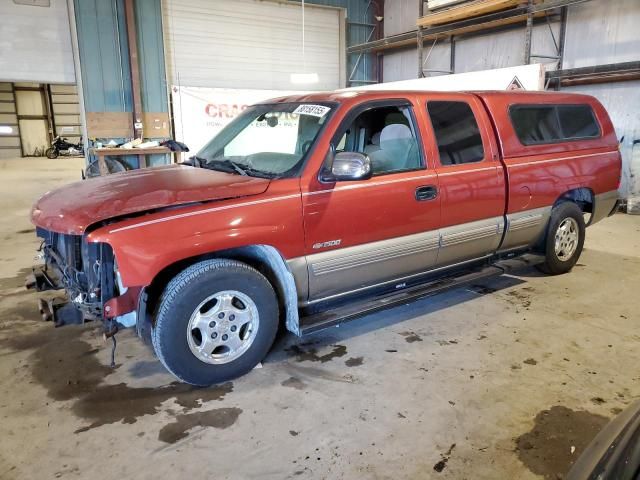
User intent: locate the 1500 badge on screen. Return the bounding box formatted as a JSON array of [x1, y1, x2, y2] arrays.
[[312, 239, 342, 249]]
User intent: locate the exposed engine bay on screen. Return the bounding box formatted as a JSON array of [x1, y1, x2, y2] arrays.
[[28, 227, 119, 333]]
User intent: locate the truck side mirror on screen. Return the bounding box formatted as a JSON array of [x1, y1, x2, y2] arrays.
[[330, 152, 372, 181]]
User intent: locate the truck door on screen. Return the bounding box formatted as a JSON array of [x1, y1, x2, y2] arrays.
[[422, 93, 506, 267], [299, 98, 441, 302]]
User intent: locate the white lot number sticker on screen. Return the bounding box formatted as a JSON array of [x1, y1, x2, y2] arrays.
[[293, 104, 331, 118]]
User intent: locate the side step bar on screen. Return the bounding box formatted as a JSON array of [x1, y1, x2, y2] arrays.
[[299, 254, 544, 336]]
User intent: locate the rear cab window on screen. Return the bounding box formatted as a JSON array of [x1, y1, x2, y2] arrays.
[[427, 101, 485, 166], [509, 104, 601, 146]]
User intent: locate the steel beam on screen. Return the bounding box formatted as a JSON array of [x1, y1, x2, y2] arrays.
[[546, 61, 640, 86]]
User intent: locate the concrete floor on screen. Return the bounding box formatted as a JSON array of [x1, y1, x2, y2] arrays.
[[0, 157, 639, 480]]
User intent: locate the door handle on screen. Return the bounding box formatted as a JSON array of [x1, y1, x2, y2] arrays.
[[415, 185, 438, 201]]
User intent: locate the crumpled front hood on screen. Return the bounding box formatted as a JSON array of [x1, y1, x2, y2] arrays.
[[31, 164, 270, 234]]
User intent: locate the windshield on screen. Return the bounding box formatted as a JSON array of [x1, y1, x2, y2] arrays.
[[195, 102, 334, 178]]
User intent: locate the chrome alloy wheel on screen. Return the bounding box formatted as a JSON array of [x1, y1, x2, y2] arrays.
[[554, 217, 579, 261], [186, 290, 259, 364]]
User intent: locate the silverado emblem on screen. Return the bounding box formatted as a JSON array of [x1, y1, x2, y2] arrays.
[[312, 239, 342, 249]]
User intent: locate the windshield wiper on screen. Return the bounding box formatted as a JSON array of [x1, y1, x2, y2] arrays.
[[184, 155, 208, 167], [188, 156, 277, 179], [224, 159, 248, 176], [198, 158, 248, 176]]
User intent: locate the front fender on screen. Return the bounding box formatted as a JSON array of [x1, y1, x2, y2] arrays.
[[86, 191, 305, 288]]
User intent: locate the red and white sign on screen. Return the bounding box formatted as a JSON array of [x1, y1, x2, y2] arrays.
[[171, 86, 306, 154]]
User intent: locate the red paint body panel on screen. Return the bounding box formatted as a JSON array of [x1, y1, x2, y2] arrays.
[[31, 164, 270, 234], [31, 89, 622, 304], [87, 179, 305, 287], [503, 149, 621, 213], [475, 92, 621, 213], [104, 287, 142, 319], [300, 94, 441, 255], [418, 92, 507, 227], [475, 91, 619, 158]]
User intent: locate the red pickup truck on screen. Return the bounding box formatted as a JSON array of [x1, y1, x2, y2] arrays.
[[30, 90, 621, 385]]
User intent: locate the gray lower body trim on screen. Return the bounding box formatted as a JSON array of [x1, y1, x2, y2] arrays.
[[499, 207, 552, 252], [437, 216, 504, 266], [302, 229, 440, 301], [590, 190, 619, 225], [291, 215, 506, 304], [300, 254, 493, 306]]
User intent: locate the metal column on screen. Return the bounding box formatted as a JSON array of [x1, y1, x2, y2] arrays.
[[417, 0, 424, 78], [524, 0, 533, 64], [124, 0, 143, 139]]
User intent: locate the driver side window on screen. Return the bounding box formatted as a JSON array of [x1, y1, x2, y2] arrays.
[[335, 104, 423, 175]]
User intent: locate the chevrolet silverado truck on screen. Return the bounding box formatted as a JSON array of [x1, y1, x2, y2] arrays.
[[30, 90, 621, 386]]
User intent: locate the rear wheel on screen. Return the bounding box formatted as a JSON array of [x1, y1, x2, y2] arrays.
[[152, 259, 279, 386], [536, 202, 585, 275]]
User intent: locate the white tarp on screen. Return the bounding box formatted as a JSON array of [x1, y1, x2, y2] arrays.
[[171, 86, 307, 154], [348, 63, 545, 92]]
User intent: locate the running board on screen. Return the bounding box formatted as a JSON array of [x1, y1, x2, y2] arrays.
[[299, 254, 544, 336]]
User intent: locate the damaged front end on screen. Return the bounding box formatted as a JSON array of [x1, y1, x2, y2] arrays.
[[27, 227, 136, 337]]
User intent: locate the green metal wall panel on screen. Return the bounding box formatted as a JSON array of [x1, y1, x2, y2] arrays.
[[135, 0, 168, 113], [75, 0, 132, 112], [307, 0, 377, 84], [75, 0, 169, 165]]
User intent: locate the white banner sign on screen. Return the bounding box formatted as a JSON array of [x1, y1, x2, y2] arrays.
[[171, 86, 307, 154], [172, 65, 544, 155]]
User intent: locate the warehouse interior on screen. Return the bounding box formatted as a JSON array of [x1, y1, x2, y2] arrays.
[[0, 0, 639, 478]]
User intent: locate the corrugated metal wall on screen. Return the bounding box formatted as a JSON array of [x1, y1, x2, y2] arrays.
[[74, 0, 373, 120], [75, 0, 168, 114], [384, 0, 419, 36], [453, 24, 559, 73], [563, 0, 640, 69], [0, 83, 20, 159], [51, 85, 82, 144], [74, 0, 132, 113], [136, 0, 168, 113], [563, 81, 639, 198], [557, 0, 640, 201], [309, 0, 377, 84], [383, 25, 560, 80], [380, 0, 640, 200], [74, 0, 168, 166]]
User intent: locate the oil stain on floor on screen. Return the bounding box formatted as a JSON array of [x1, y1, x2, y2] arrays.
[[515, 406, 609, 479], [158, 407, 243, 444], [0, 283, 240, 442], [285, 343, 347, 363]]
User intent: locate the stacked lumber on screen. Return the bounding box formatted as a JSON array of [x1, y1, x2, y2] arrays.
[[417, 0, 538, 27]]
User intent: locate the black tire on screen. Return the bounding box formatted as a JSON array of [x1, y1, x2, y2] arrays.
[[45, 147, 58, 159], [536, 202, 585, 275], [152, 259, 279, 386]]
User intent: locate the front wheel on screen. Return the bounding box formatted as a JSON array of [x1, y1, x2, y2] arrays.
[[45, 147, 58, 159], [152, 259, 279, 386], [536, 202, 585, 275]]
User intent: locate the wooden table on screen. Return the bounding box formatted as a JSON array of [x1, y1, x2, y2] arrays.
[[90, 146, 172, 175]]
